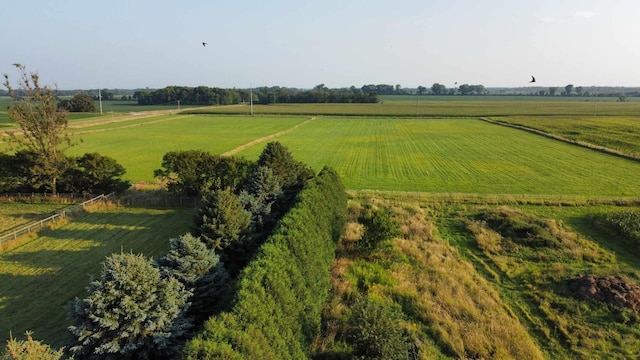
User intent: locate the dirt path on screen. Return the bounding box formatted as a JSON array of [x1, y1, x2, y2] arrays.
[[221, 116, 317, 156]]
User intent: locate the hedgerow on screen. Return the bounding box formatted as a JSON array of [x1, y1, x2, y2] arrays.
[[183, 167, 347, 359]]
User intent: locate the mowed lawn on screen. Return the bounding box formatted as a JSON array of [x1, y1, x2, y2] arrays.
[[0, 206, 194, 347], [66, 115, 307, 182], [235, 118, 640, 196]]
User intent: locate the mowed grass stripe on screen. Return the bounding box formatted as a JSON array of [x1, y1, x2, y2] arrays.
[[0, 206, 194, 346], [235, 118, 640, 196], [66, 116, 306, 182]]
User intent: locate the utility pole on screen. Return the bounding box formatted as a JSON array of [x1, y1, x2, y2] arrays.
[[250, 83, 254, 116], [98, 88, 103, 115]]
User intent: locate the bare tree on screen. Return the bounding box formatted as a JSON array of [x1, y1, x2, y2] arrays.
[[3, 64, 72, 193]]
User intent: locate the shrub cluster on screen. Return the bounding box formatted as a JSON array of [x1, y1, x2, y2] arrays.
[[600, 210, 640, 243], [183, 167, 347, 359], [0, 151, 130, 194]]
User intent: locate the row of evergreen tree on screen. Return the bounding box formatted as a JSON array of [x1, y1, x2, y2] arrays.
[[183, 166, 348, 358]]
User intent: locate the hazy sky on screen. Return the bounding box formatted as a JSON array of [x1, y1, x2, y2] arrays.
[[2, 0, 639, 89]]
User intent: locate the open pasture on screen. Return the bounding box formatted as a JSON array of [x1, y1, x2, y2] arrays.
[[495, 115, 640, 158], [0, 205, 194, 346], [65, 115, 306, 182], [233, 117, 640, 196], [187, 97, 640, 117], [60, 115, 640, 196]]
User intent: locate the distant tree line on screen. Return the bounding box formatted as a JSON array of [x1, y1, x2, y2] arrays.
[[134, 86, 246, 106], [133, 84, 379, 106]]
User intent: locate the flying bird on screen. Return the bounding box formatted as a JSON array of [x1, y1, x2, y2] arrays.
[[529, 75, 536, 83], [202, 42, 207, 47]]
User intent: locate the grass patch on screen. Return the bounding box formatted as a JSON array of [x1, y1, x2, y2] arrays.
[[63, 115, 307, 182], [321, 196, 640, 359], [0, 202, 69, 235], [494, 115, 640, 158], [0, 203, 194, 347], [234, 118, 640, 196]]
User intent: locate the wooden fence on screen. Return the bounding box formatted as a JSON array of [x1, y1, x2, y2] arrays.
[[0, 193, 114, 249]]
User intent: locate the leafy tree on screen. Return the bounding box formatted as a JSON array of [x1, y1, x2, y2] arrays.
[[565, 84, 574, 96], [60, 152, 130, 194], [346, 295, 410, 360], [416, 86, 427, 95], [156, 233, 230, 323], [3, 64, 73, 193], [576, 86, 584, 96], [2, 331, 62, 360], [154, 150, 254, 196], [192, 188, 251, 251], [358, 206, 401, 251], [58, 93, 96, 112], [430, 83, 447, 95], [67, 252, 191, 360], [549, 87, 558, 96], [257, 141, 313, 190]]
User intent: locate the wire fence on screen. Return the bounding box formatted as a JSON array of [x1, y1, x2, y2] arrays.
[[0, 192, 114, 250]]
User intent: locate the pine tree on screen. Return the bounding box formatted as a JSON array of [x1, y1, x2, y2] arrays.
[[2, 331, 62, 360], [192, 188, 251, 251], [156, 233, 229, 323], [67, 253, 191, 360]]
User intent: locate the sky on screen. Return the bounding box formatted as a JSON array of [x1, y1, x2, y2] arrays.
[[1, 0, 639, 90]]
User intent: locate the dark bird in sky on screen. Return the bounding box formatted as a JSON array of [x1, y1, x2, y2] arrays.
[[202, 42, 207, 47], [529, 75, 536, 83]]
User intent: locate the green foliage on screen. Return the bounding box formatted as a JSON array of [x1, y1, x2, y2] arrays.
[[2, 332, 62, 360], [358, 206, 401, 251], [257, 141, 314, 190], [67, 252, 191, 360], [59, 152, 130, 194], [1, 151, 129, 194], [3, 64, 73, 193], [191, 188, 251, 251], [58, 93, 96, 112], [155, 233, 229, 323], [601, 210, 640, 242], [346, 295, 410, 360], [239, 166, 282, 230], [154, 150, 255, 196], [183, 167, 347, 359]]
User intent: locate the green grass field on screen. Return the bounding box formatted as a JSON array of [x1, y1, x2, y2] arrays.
[[495, 116, 640, 158], [0, 202, 68, 235], [64, 115, 307, 182], [0, 204, 194, 347], [54, 115, 640, 196], [232, 117, 640, 196], [187, 97, 640, 117]]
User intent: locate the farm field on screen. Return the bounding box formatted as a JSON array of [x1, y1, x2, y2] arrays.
[[42, 115, 640, 197], [494, 116, 640, 158], [0, 204, 194, 347], [64, 115, 307, 182], [187, 97, 640, 117], [238, 117, 638, 196]]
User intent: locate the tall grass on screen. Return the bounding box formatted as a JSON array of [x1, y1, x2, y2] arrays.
[[318, 200, 545, 359]]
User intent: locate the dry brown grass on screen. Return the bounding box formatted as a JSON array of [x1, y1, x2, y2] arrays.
[[318, 200, 546, 359]]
